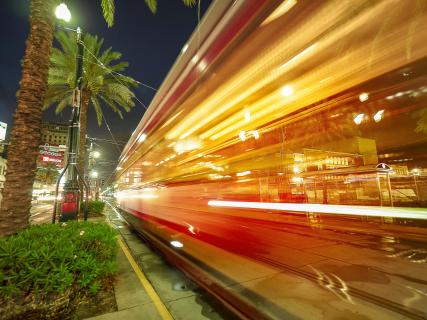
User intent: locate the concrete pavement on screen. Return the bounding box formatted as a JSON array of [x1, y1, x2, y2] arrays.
[[87, 203, 234, 320]]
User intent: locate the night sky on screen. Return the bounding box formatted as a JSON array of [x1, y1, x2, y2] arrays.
[[0, 0, 211, 181]]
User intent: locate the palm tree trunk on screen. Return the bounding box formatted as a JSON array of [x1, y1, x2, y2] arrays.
[[0, 0, 56, 237], [78, 91, 90, 178]]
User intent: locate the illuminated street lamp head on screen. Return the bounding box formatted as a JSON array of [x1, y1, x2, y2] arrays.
[[90, 171, 98, 178], [55, 3, 71, 22], [93, 151, 101, 158]]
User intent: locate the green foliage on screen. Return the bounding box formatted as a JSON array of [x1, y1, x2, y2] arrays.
[[35, 162, 60, 185], [100, 0, 198, 24], [44, 30, 138, 126], [82, 200, 106, 215], [0, 222, 117, 298], [101, 0, 115, 27]]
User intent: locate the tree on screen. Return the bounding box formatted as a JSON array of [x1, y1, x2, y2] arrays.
[[35, 163, 60, 186], [0, 0, 196, 237], [44, 30, 138, 176], [0, 0, 57, 236]]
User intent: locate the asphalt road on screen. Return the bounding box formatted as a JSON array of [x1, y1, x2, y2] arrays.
[[30, 201, 54, 224]]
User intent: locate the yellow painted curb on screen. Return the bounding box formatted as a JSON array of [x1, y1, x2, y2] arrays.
[[118, 237, 174, 320]]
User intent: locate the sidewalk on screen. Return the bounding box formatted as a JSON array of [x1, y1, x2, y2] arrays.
[[87, 202, 232, 320], [87, 244, 166, 320]]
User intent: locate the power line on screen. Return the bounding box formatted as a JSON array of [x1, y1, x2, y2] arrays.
[[88, 136, 126, 145], [80, 41, 150, 111], [76, 48, 158, 93]]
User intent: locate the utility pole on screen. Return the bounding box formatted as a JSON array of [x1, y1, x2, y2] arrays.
[[59, 27, 84, 222]]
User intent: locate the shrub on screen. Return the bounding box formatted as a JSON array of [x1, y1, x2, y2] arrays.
[[82, 200, 106, 216], [0, 221, 117, 299]]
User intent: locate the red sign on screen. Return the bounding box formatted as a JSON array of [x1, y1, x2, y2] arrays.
[[39, 145, 65, 168]]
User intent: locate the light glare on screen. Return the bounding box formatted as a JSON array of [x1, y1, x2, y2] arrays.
[[359, 92, 369, 102], [170, 241, 184, 248], [55, 3, 71, 22], [239, 131, 246, 141], [373, 109, 385, 123], [138, 133, 147, 143], [353, 113, 364, 125], [280, 85, 293, 97]]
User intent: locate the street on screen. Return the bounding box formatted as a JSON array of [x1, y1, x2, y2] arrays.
[[30, 201, 53, 225]]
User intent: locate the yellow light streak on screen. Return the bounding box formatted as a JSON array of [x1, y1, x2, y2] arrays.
[[261, 0, 297, 26]]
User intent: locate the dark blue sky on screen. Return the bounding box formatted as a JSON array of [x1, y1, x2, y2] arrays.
[[0, 0, 211, 179]]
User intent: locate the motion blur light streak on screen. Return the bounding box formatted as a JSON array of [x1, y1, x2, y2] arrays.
[[373, 109, 385, 122], [170, 241, 184, 248], [261, 0, 297, 26], [208, 201, 427, 220], [138, 133, 147, 143], [359, 92, 369, 102], [280, 85, 293, 97], [239, 130, 246, 141], [116, 1, 427, 318], [353, 113, 365, 125], [236, 170, 251, 177]]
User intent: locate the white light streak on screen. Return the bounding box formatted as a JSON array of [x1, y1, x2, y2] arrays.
[[280, 85, 293, 97], [353, 113, 365, 125], [170, 240, 184, 248], [373, 109, 385, 123], [138, 133, 147, 143], [252, 130, 260, 139], [239, 131, 246, 141], [359, 92, 369, 102], [181, 43, 189, 54], [236, 170, 251, 177], [262, 0, 297, 25], [208, 201, 427, 220], [244, 110, 251, 122]]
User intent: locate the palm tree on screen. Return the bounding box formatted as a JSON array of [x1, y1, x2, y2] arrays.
[[0, 0, 196, 237], [35, 163, 60, 186], [0, 0, 57, 236], [44, 30, 138, 176]]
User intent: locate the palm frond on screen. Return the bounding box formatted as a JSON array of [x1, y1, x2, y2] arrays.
[[145, 0, 157, 13], [182, 0, 197, 7], [55, 96, 73, 114], [46, 29, 139, 126], [101, 0, 115, 27], [105, 83, 135, 105], [108, 61, 129, 73], [99, 95, 124, 119], [91, 96, 104, 126]]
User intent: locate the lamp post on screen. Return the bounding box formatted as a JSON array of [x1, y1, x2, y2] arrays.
[[52, 3, 89, 222]]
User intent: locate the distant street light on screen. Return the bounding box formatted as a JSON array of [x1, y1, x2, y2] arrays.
[[93, 151, 101, 158], [91, 171, 98, 178], [55, 3, 71, 22]]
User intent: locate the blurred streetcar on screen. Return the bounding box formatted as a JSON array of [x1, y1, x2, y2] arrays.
[[116, 1, 427, 319]]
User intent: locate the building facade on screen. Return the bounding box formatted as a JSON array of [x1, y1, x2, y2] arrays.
[[41, 122, 68, 146]]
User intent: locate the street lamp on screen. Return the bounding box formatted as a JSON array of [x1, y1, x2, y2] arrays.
[[91, 171, 98, 178], [55, 3, 71, 22], [52, 5, 90, 223], [93, 151, 101, 158]]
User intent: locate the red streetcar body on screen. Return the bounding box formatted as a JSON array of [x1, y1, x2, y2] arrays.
[[116, 1, 427, 319]]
